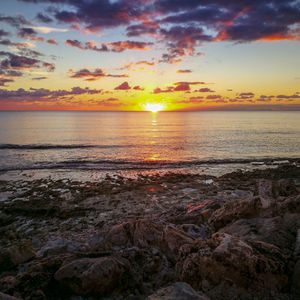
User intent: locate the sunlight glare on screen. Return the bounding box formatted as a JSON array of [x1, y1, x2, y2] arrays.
[[145, 103, 164, 113]]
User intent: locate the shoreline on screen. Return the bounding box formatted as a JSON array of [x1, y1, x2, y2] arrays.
[[0, 164, 300, 299], [1, 157, 299, 182]]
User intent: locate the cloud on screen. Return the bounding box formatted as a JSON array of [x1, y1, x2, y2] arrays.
[[0, 86, 103, 103], [277, 94, 300, 99], [66, 39, 108, 52], [18, 27, 38, 38], [206, 94, 222, 99], [0, 78, 14, 86], [133, 85, 145, 91], [0, 14, 31, 28], [32, 76, 48, 80], [46, 38, 58, 45], [0, 51, 55, 72], [114, 81, 131, 90], [31, 26, 68, 33], [69, 68, 128, 81], [0, 29, 10, 38], [36, 13, 53, 24], [105, 41, 153, 52], [194, 88, 215, 93], [174, 82, 190, 91], [177, 69, 192, 73], [154, 81, 207, 93], [95, 97, 120, 106]]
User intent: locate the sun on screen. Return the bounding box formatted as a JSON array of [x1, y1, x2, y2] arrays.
[[145, 103, 164, 113]]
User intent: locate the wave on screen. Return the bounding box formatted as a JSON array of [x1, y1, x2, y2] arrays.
[[0, 157, 298, 172], [0, 144, 130, 150]]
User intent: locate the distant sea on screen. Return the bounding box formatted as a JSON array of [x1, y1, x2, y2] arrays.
[[0, 111, 299, 174]]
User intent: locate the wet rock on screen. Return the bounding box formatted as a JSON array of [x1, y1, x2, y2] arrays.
[[176, 233, 288, 298], [0, 242, 36, 271], [208, 197, 261, 230], [0, 292, 22, 300], [147, 282, 209, 300], [54, 256, 130, 296]]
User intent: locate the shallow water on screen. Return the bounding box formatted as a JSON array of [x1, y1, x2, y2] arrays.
[[0, 111, 299, 172]]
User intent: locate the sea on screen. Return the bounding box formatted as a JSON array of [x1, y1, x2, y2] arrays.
[[0, 111, 299, 179]]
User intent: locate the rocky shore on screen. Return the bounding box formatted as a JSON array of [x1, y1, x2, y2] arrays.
[[0, 164, 300, 300]]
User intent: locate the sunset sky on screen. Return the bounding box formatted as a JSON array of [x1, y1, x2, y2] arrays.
[[0, 0, 300, 111]]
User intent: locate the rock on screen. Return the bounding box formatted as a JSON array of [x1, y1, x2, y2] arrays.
[[0, 242, 36, 271], [13, 257, 63, 300], [208, 197, 261, 230], [94, 219, 194, 261], [54, 256, 130, 296], [0, 292, 22, 300], [219, 215, 300, 252], [147, 282, 209, 300], [37, 238, 85, 257], [179, 224, 209, 239], [274, 179, 298, 197], [175, 233, 288, 298], [292, 259, 300, 298]]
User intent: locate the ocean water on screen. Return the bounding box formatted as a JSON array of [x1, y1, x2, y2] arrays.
[[0, 111, 299, 173]]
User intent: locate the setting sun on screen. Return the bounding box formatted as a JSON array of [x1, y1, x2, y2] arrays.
[[145, 103, 164, 113]]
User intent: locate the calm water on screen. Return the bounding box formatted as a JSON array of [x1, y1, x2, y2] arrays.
[[0, 111, 299, 172]]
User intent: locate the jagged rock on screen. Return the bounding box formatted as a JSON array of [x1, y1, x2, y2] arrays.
[[0, 292, 22, 300], [176, 233, 288, 298], [208, 197, 261, 230], [93, 219, 194, 261], [54, 256, 130, 296], [0, 242, 36, 271], [147, 282, 209, 300], [219, 214, 300, 252]]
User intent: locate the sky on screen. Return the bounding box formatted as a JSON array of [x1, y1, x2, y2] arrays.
[[0, 0, 300, 111]]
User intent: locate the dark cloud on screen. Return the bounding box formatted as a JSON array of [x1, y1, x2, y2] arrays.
[[32, 76, 48, 80], [174, 82, 190, 91], [36, 13, 53, 23], [206, 94, 222, 99], [65, 39, 108, 52], [133, 85, 145, 90], [153, 87, 173, 94], [18, 27, 37, 38], [114, 81, 131, 90], [0, 29, 10, 38], [177, 69, 192, 73], [0, 86, 103, 103], [0, 14, 31, 28], [154, 81, 207, 93], [194, 88, 215, 93], [105, 41, 153, 52], [277, 94, 300, 99], [0, 78, 14, 86], [69, 68, 128, 81], [0, 51, 55, 72]]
